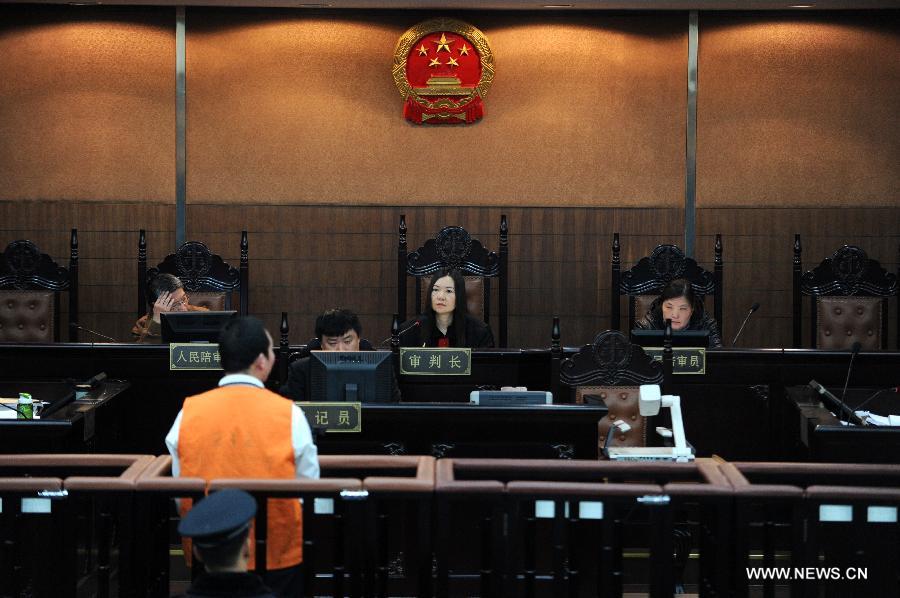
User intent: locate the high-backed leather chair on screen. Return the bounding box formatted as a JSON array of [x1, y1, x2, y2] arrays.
[[397, 215, 509, 347], [792, 236, 898, 350], [137, 230, 248, 317], [560, 330, 664, 454], [0, 230, 79, 342], [611, 233, 723, 333]]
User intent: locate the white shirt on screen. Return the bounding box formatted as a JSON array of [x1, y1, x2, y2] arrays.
[[165, 373, 320, 480]]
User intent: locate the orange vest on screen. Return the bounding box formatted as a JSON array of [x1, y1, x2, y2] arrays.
[[179, 384, 302, 570]]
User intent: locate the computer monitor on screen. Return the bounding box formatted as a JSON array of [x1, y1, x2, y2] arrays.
[[630, 329, 710, 348], [160, 311, 237, 343], [308, 351, 395, 403]]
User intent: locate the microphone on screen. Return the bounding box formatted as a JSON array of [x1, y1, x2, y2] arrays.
[[838, 341, 863, 424], [72, 323, 117, 343], [808, 379, 863, 425], [854, 385, 900, 413], [731, 302, 760, 347], [379, 318, 422, 347]]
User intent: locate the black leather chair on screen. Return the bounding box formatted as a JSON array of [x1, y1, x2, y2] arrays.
[[792, 235, 898, 350], [397, 215, 509, 347], [611, 233, 723, 333], [137, 230, 248, 317], [0, 230, 78, 342], [559, 330, 664, 453]]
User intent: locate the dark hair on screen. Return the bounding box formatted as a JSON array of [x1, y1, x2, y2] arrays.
[[218, 316, 271, 373], [315, 308, 362, 340], [425, 268, 468, 346], [147, 273, 183, 310], [653, 278, 703, 326], [194, 528, 249, 571]]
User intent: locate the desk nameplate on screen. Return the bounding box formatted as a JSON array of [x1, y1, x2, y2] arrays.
[[643, 348, 706, 375], [399, 348, 471, 376], [169, 343, 222, 370], [297, 401, 361, 433]]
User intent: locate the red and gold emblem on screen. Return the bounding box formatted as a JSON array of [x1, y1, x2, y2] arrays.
[[392, 19, 495, 125]]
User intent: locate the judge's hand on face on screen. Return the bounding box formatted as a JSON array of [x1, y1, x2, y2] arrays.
[[151, 290, 189, 323]]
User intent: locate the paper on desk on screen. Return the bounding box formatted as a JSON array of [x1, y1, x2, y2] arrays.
[[855, 411, 900, 427]]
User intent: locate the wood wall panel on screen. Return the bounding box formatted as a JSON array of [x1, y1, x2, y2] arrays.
[[696, 11, 900, 208], [698, 207, 900, 349], [0, 6, 176, 202], [185, 10, 685, 207], [186, 204, 683, 348], [0, 201, 174, 343], [2, 201, 895, 353]]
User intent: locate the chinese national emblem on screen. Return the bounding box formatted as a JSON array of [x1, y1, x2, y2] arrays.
[[392, 19, 494, 125]]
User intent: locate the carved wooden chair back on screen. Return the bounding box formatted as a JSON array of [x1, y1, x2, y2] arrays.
[[137, 230, 248, 318], [397, 215, 509, 346], [792, 236, 898, 350], [560, 330, 664, 454], [0, 230, 78, 342], [611, 233, 723, 333]]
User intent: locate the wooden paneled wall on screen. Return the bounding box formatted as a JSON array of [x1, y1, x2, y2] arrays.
[[1, 8, 898, 352], [3, 202, 895, 348]]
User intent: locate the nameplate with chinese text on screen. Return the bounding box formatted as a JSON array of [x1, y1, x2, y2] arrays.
[[169, 343, 222, 370], [296, 402, 361, 433], [399, 348, 471, 376], [643, 348, 706, 375]]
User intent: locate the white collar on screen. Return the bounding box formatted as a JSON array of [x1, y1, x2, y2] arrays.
[[218, 373, 264, 388]]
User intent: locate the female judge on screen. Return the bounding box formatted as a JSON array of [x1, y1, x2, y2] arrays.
[[633, 278, 723, 347], [399, 268, 495, 348]]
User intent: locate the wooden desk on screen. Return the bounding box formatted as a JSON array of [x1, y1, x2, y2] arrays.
[[0, 343, 897, 461], [786, 385, 900, 463], [0, 379, 130, 453], [314, 403, 607, 459]]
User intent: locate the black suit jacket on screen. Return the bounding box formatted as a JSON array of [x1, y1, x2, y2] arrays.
[[397, 314, 495, 348]]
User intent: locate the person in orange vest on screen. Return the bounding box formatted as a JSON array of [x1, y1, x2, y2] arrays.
[[166, 316, 319, 597]]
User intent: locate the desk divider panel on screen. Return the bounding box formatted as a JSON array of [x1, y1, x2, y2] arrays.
[[4, 455, 900, 597], [435, 457, 733, 598], [0, 454, 155, 598]]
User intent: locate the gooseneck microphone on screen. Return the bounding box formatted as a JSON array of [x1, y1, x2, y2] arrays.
[[379, 318, 422, 347], [839, 341, 863, 424], [72, 323, 117, 343], [731, 302, 761, 347], [854, 385, 900, 413]]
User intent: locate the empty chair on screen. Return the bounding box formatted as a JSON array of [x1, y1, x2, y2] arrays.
[[0, 229, 78, 342], [792, 235, 898, 349], [560, 330, 664, 452]]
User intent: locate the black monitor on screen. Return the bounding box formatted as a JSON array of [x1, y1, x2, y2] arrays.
[[630, 329, 710, 348], [161, 311, 237, 343], [308, 351, 394, 403]]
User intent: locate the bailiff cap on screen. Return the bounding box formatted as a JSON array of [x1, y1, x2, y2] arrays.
[[177, 488, 256, 548]]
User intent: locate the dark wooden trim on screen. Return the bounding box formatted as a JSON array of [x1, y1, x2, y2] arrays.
[[499, 214, 508, 347], [792, 234, 802, 348], [397, 215, 407, 324], [137, 229, 147, 318], [714, 233, 723, 331], [68, 228, 78, 342], [611, 233, 620, 331], [240, 230, 249, 316]]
